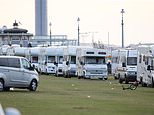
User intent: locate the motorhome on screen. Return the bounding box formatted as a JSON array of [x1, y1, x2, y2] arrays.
[[76, 48, 108, 80], [111, 49, 127, 80], [37, 46, 56, 74], [118, 49, 138, 84], [62, 46, 77, 77], [137, 46, 154, 87], [54, 46, 66, 77]]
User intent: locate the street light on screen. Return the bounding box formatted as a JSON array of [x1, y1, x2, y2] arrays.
[[77, 17, 80, 46], [121, 9, 125, 48], [49, 22, 52, 46]]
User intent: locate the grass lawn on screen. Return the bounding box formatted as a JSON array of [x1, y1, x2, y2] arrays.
[[0, 75, 154, 115]]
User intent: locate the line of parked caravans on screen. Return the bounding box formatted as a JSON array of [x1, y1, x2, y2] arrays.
[[0, 45, 108, 80], [111, 45, 154, 87]]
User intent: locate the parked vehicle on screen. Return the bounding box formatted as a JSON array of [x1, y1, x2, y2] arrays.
[[62, 46, 77, 77], [0, 56, 39, 91], [76, 47, 108, 80], [119, 49, 138, 83], [111, 49, 127, 80], [137, 46, 154, 87]]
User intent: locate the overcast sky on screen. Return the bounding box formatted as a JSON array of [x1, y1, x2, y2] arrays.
[[0, 0, 154, 46]]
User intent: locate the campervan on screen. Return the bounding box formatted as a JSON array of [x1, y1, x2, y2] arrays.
[[137, 46, 154, 87], [111, 49, 127, 80], [124, 49, 138, 83], [54, 46, 66, 76], [76, 48, 108, 79], [62, 46, 77, 77], [37, 46, 56, 74]]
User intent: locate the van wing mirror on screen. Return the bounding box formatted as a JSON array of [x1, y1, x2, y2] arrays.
[[54, 61, 58, 66], [66, 61, 69, 65], [80, 61, 85, 65], [147, 65, 153, 71]]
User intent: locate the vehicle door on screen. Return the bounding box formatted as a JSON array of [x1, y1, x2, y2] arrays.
[[8, 58, 23, 86], [20, 58, 33, 86]]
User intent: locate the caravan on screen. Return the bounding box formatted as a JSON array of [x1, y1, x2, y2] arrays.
[[137, 46, 154, 87], [37, 46, 56, 74], [76, 48, 108, 80], [111, 49, 127, 80], [62, 46, 77, 77]]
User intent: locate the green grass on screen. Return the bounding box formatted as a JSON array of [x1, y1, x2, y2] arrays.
[[0, 75, 154, 115]]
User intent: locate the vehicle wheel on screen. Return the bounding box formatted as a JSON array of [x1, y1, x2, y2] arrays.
[[29, 80, 37, 91], [125, 76, 129, 84], [119, 78, 123, 84], [151, 78, 154, 88], [0, 79, 4, 92], [4, 87, 10, 91]]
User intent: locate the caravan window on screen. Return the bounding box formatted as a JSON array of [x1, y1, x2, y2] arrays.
[[127, 57, 137, 65]]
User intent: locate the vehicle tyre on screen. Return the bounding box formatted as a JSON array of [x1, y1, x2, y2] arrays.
[[119, 78, 123, 84], [4, 87, 10, 91], [125, 76, 129, 84], [152, 78, 154, 88], [0, 79, 4, 92], [29, 80, 37, 91]]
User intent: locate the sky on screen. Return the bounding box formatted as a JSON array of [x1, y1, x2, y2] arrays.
[[0, 0, 154, 46]]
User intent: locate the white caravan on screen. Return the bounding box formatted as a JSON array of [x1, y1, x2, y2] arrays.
[[124, 49, 138, 83], [111, 49, 127, 80], [29, 47, 41, 71], [76, 48, 108, 80], [38, 46, 56, 74], [62, 46, 77, 77], [137, 46, 154, 87], [54, 46, 66, 77]]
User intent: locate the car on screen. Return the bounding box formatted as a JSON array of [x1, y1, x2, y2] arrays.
[[0, 56, 39, 91]]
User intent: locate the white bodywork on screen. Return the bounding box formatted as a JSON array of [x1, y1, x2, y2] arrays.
[[124, 49, 138, 83], [111, 49, 127, 79], [76, 48, 108, 79], [37, 46, 56, 74], [54, 46, 66, 76], [137, 46, 154, 87], [62, 46, 77, 77]]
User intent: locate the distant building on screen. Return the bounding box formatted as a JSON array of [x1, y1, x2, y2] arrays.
[[35, 0, 48, 36], [0, 21, 33, 47]]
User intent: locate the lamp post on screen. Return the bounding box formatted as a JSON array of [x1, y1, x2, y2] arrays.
[[49, 22, 52, 46], [121, 9, 125, 48], [77, 17, 80, 46]]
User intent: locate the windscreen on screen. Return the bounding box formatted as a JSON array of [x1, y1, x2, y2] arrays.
[[127, 57, 137, 65], [85, 57, 106, 64]]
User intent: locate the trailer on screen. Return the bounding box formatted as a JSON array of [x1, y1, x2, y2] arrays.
[[76, 47, 108, 80]]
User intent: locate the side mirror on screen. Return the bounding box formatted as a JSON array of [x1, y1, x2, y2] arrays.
[[147, 65, 151, 71], [66, 61, 69, 65], [44, 61, 47, 65], [54, 61, 58, 66], [80, 61, 85, 65]]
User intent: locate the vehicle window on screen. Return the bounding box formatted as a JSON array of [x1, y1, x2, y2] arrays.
[[48, 56, 55, 63], [0, 58, 8, 67], [8, 58, 20, 68], [21, 58, 30, 69]]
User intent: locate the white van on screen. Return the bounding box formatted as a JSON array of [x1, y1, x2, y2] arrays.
[[0, 56, 39, 91]]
